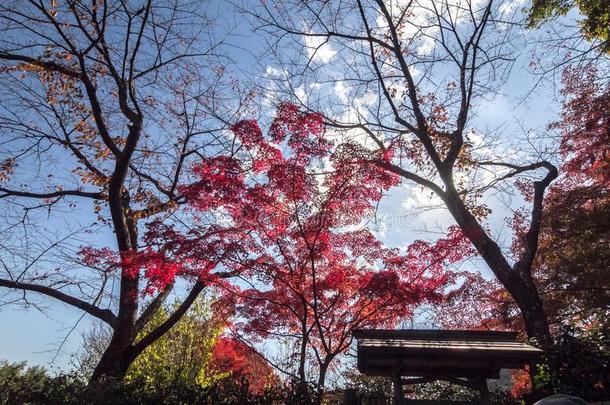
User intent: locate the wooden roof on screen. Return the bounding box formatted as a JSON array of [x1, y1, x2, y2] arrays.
[[354, 329, 543, 379]]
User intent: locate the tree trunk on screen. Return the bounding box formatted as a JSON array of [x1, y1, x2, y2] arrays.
[[296, 334, 310, 403], [315, 362, 330, 405], [445, 194, 553, 348], [89, 197, 141, 384], [298, 316, 308, 384], [510, 275, 553, 348], [90, 337, 134, 383], [87, 337, 139, 402]]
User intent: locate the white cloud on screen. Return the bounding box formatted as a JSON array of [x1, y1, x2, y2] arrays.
[[326, 86, 379, 147], [401, 185, 443, 210], [294, 85, 308, 103], [468, 129, 485, 149], [261, 66, 289, 109], [265, 66, 287, 78], [304, 34, 337, 63], [334, 81, 349, 103], [498, 0, 527, 16]]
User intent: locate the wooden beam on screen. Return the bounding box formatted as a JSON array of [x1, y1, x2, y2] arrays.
[[353, 329, 519, 342], [392, 367, 404, 405], [478, 379, 490, 405], [403, 401, 474, 405], [401, 376, 436, 385]]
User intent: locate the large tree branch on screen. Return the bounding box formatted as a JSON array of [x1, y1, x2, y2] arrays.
[[77, 56, 123, 158], [373, 2, 427, 127], [0, 278, 117, 327], [129, 270, 235, 360], [129, 280, 205, 360], [513, 161, 558, 276], [134, 281, 175, 332], [356, 0, 418, 136], [373, 159, 446, 198], [0, 187, 103, 200], [476, 160, 557, 193], [130, 199, 183, 221], [444, 1, 493, 168], [0, 52, 80, 78]]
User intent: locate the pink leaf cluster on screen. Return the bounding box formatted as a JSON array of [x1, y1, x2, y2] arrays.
[[78, 103, 473, 354], [553, 67, 610, 186]]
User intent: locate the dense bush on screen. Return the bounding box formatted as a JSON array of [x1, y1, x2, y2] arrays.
[[86, 375, 286, 405], [527, 325, 610, 401], [0, 361, 315, 405], [0, 362, 84, 405]]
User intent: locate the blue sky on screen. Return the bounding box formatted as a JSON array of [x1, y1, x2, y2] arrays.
[[0, 0, 567, 372]]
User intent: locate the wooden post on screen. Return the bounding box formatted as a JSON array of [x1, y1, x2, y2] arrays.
[[343, 388, 357, 405], [479, 378, 490, 405], [392, 368, 403, 405]]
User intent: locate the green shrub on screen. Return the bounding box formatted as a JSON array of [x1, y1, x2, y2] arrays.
[[0, 361, 84, 405], [529, 325, 609, 401], [0, 361, 312, 404]]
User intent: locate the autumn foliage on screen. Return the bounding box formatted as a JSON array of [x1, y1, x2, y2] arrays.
[[553, 67, 610, 186], [533, 67, 610, 326], [117, 102, 473, 393], [0, 1, 607, 402], [67, 101, 475, 395], [210, 337, 278, 394], [2, 2, 592, 391]]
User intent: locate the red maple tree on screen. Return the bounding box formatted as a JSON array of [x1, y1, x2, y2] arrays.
[[210, 337, 279, 395], [553, 67, 610, 187], [160, 102, 474, 398]]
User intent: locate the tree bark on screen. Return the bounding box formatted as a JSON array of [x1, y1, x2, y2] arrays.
[[445, 192, 552, 348], [315, 361, 330, 405], [89, 335, 135, 383]]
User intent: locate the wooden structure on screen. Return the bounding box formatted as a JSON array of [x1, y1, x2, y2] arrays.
[[352, 329, 543, 405]]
